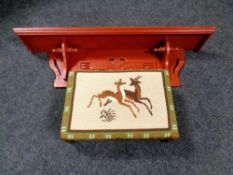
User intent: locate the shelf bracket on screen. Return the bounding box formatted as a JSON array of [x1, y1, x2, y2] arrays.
[[154, 36, 185, 86], [49, 41, 78, 87]]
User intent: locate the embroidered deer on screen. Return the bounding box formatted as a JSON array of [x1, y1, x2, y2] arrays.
[[102, 76, 153, 116], [87, 78, 139, 118], [124, 76, 153, 116]]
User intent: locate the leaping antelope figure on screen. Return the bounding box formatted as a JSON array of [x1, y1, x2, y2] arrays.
[[87, 78, 139, 118], [102, 76, 153, 116], [124, 76, 153, 116]]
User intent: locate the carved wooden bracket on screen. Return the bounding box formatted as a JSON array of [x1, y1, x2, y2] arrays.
[[48, 41, 78, 87], [154, 36, 185, 86]]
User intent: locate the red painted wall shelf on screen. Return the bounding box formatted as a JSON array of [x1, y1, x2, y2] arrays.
[[14, 26, 216, 88]]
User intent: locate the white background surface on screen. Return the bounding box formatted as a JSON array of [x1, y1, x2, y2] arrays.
[[70, 71, 169, 130]]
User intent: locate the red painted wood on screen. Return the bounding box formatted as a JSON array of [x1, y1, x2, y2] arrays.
[[13, 26, 215, 87]]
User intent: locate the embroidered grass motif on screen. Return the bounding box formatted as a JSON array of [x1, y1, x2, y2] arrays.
[[100, 108, 117, 122]]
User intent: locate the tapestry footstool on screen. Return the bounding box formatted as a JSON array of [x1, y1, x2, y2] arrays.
[[60, 70, 179, 140]]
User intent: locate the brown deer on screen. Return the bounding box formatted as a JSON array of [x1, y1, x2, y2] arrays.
[[124, 76, 153, 116], [103, 76, 153, 116], [87, 78, 139, 118]]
